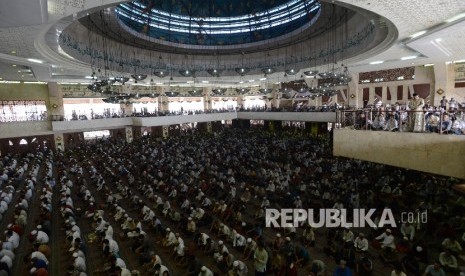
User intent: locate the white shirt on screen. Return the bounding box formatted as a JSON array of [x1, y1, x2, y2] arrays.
[[376, 232, 395, 249], [74, 256, 86, 272], [36, 231, 49, 244], [354, 237, 368, 251]]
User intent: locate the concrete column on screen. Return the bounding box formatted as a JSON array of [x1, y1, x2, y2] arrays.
[[204, 87, 212, 111], [433, 62, 455, 106], [347, 73, 359, 108], [368, 86, 375, 105], [125, 126, 133, 143], [388, 85, 398, 103], [48, 82, 64, 121], [53, 134, 64, 152], [120, 103, 133, 116], [381, 86, 388, 104]]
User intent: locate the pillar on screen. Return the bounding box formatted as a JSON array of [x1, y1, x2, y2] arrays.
[[433, 62, 455, 106], [48, 82, 65, 121], [348, 73, 359, 108]]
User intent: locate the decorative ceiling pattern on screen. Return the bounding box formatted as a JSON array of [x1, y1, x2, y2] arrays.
[[339, 0, 465, 39]]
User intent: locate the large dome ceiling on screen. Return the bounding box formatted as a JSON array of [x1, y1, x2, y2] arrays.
[[115, 0, 321, 46], [52, 0, 396, 83]]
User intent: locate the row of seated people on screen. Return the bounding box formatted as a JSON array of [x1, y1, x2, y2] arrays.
[[20, 128, 463, 276], [0, 152, 52, 276]]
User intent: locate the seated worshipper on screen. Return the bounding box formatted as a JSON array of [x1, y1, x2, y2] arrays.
[[302, 226, 316, 247], [142, 254, 162, 273], [441, 236, 462, 256], [205, 238, 219, 256], [153, 263, 170, 276], [438, 113, 452, 133], [333, 260, 352, 276], [309, 259, 326, 276], [438, 249, 458, 272], [29, 229, 50, 245], [451, 118, 465, 135], [356, 256, 373, 276], [214, 240, 229, 262], [294, 244, 310, 267], [391, 264, 407, 276], [400, 244, 427, 274], [400, 222, 415, 241], [228, 260, 248, 276], [199, 266, 214, 276], [232, 230, 246, 249], [243, 238, 257, 260], [102, 238, 120, 257], [272, 233, 284, 252], [372, 113, 386, 130], [385, 110, 399, 131], [425, 112, 440, 132], [423, 261, 445, 276], [342, 227, 354, 246], [216, 251, 234, 273], [162, 228, 176, 248], [354, 233, 368, 253], [375, 229, 396, 250]]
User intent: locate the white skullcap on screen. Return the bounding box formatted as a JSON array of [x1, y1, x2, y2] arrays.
[[166, 228, 171, 232], [386, 229, 392, 233], [30, 268, 37, 274], [201, 266, 207, 271], [218, 240, 223, 245], [72, 252, 78, 258], [247, 238, 252, 243], [31, 230, 37, 235], [276, 233, 281, 237], [416, 246, 423, 252], [233, 260, 239, 267]]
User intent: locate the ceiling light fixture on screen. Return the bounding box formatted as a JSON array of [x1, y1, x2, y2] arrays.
[[27, 58, 44, 64], [369, 61, 384, 65], [400, 56, 418, 60], [410, 30, 426, 38]]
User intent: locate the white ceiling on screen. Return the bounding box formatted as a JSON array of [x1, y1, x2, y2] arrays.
[[0, 0, 464, 85]]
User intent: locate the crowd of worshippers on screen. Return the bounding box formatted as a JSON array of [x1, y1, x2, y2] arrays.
[[2, 127, 465, 275], [353, 98, 465, 134], [0, 152, 54, 276]]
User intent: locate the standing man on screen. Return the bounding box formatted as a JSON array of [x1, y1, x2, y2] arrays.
[[254, 241, 268, 276], [408, 93, 425, 132]]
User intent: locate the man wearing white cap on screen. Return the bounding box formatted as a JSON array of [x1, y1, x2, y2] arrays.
[[163, 228, 176, 247], [199, 266, 214, 276], [153, 263, 170, 275], [229, 260, 248, 276], [375, 229, 396, 249], [32, 229, 49, 244], [73, 252, 86, 272], [243, 238, 257, 260]]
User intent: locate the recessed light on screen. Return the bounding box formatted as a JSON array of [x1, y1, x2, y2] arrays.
[[424, 64, 434, 67], [11, 51, 16, 54], [202, 80, 209, 83], [12, 64, 16, 67], [27, 58, 43, 64], [369, 61, 384, 65], [401, 56, 417, 60], [410, 31, 426, 38]]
